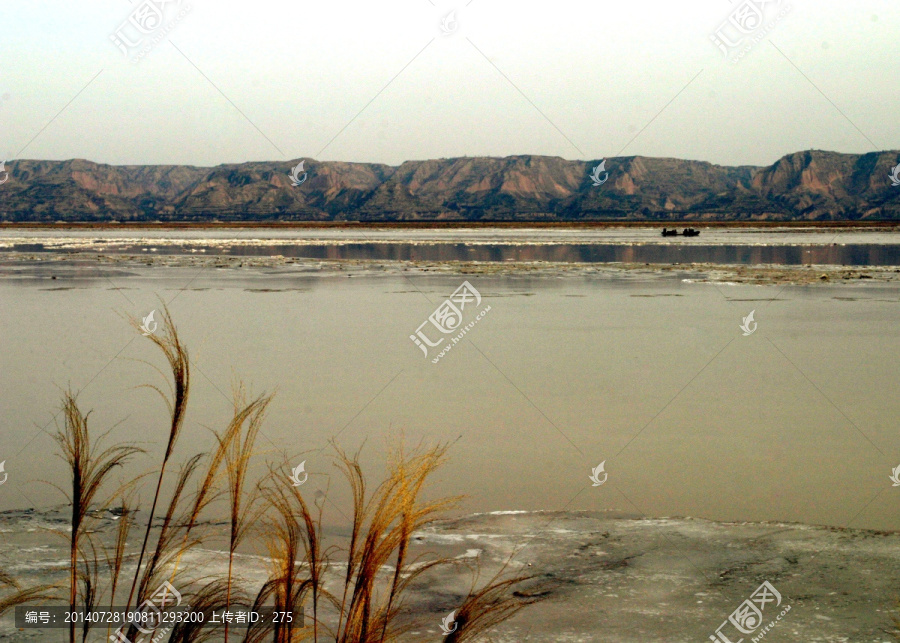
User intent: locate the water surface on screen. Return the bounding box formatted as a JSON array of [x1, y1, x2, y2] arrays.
[[3, 226, 900, 265], [1, 262, 898, 530]]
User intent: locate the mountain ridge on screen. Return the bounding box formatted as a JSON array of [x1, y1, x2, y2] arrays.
[[1, 150, 899, 222]]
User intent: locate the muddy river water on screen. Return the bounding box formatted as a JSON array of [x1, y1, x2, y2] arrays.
[[2, 228, 898, 532]]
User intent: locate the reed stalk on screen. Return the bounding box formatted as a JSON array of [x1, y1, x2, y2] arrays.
[[220, 391, 271, 643], [125, 306, 190, 616], [55, 393, 142, 643]]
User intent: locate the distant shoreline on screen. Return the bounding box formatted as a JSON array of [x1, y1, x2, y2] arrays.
[[2, 220, 900, 231], [3, 253, 900, 286]]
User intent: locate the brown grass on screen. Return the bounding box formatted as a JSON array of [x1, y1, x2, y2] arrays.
[[0, 579, 58, 620]]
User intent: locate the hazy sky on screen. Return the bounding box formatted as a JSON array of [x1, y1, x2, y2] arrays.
[[1, 0, 897, 168]]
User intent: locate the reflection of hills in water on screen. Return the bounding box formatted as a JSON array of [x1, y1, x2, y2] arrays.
[[5, 241, 900, 265]]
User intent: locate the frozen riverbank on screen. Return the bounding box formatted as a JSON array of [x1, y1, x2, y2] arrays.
[[2, 509, 899, 641], [409, 511, 900, 642]]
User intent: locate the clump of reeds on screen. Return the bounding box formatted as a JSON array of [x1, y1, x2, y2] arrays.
[[54, 391, 143, 642], [24, 309, 547, 642], [330, 443, 462, 642], [247, 442, 545, 643]]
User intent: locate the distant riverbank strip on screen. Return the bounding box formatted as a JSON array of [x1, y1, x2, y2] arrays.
[[2, 221, 900, 231]]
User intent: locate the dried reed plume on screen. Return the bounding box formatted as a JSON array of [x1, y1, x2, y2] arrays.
[[125, 305, 190, 615], [0, 569, 56, 620], [0, 586, 59, 627], [54, 392, 142, 642], [221, 390, 272, 642]]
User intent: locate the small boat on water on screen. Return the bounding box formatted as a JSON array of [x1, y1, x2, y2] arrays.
[[661, 228, 700, 237]]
